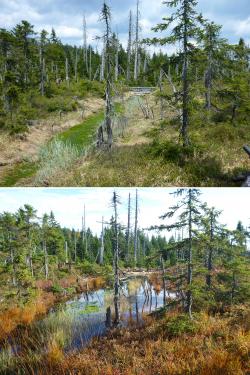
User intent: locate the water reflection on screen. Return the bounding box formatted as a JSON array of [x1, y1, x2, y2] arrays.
[[64, 276, 176, 350], [5, 276, 177, 357]]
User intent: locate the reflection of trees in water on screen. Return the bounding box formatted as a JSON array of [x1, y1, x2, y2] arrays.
[[106, 276, 174, 327], [127, 278, 143, 295]]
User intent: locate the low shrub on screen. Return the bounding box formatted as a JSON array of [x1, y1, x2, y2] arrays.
[[162, 314, 199, 337]]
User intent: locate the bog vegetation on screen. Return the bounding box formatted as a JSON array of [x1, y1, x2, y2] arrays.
[[0, 189, 249, 373], [0, 0, 249, 186]]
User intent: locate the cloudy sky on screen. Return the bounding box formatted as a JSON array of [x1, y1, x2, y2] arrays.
[[0, 188, 249, 241], [0, 0, 249, 52]]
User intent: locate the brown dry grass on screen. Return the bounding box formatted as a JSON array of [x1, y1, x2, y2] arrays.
[[45, 306, 250, 375], [0, 275, 106, 343], [0, 291, 56, 341]]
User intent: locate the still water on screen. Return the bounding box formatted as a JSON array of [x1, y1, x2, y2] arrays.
[[8, 276, 176, 357]]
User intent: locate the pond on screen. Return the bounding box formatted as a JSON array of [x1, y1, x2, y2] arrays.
[[3, 276, 176, 366]]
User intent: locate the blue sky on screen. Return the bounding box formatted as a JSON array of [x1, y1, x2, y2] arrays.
[[0, 189, 249, 242], [0, 0, 249, 52]]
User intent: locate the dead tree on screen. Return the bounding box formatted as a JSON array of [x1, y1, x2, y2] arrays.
[[100, 2, 113, 148], [100, 39, 106, 82], [134, 0, 140, 81], [99, 216, 105, 265], [159, 68, 164, 120], [97, 124, 104, 147], [126, 10, 133, 81], [65, 57, 69, 87], [89, 46, 92, 80], [40, 58, 46, 96], [74, 48, 78, 82], [74, 231, 77, 263], [161, 255, 167, 306], [65, 241, 68, 263], [83, 15, 88, 74], [112, 191, 120, 326], [9, 232, 17, 287], [115, 34, 119, 82], [126, 193, 131, 262], [82, 205, 88, 258], [134, 189, 138, 265]]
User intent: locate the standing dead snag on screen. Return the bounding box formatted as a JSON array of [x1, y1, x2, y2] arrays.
[[127, 10, 133, 81], [65, 57, 69, 87], [126, 193, 131, 262], [100, 2, 113, 149], [134, 189, 138, 265], [74, 48, 78, 82], [100, 38, 106, 82], [112, 191, 121, 326], [134, 0, 140, 81], [159, 69, 164, 120], [83, 15, 88, 75], [115, 33, 119, 82], [99, 216, 105, 265]]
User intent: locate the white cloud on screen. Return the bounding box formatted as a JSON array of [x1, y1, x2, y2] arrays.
[[0, 188, 249, 239], [1, 0, 248, 50], [234, 17, 250, 36]]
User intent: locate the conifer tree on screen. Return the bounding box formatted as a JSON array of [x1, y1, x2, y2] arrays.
[[148, 0, 204, 145]]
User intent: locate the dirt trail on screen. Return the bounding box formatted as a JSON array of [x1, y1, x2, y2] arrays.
[[0, 97, 104, 182]]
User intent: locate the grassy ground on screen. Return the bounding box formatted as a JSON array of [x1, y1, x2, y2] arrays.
[[1, 88, 249, 187], [0, 108, 105, 187], [58, 110, 104, 149], [0, 80, 105, 186], [4, 305, 249, 374], [0, 161, 38, 187], [43, 93, 250, 187]]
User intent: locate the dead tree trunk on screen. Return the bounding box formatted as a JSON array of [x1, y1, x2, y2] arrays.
[[161, 255, 167, 306], [102, 4, 113, 148], [100, 39, 106, 82], [127, 10, 133, 81], [89, 46, 92, 80], [205, 59, 212, 110], [134, 0, 139, 81], [65, 57, 69, 87], [40, 50, 46, 96], [74, 231, 77, 263], [83, 15, 88, 75], [65, 241, 68, 263], [74, 48, 78, 82], [134, 189, 138, 265], [82, 205, 88, 258], [126, 193, 131, 262], [206, 210, 214, 288], [159, 68, 164, 120], [115, 35, 119, 82], [113, 192, 120, 326], [9, 232, 17, 287], [99, 216, 105, 265]]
